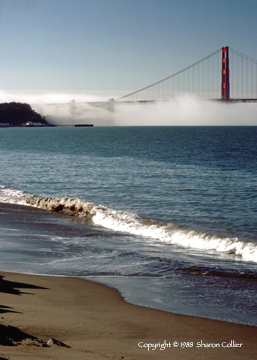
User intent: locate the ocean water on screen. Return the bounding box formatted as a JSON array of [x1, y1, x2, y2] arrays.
[[0, 126, 257, 326]]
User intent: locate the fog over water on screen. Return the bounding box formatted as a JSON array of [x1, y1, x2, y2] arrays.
[[1, 90, 257, 126]]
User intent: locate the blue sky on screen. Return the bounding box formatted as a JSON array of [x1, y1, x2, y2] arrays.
[[1, 0, 257, 92]]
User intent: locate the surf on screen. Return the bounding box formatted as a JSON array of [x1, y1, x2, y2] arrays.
[[24, 195, 257, 264]]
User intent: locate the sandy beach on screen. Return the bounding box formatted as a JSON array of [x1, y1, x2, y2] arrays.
[[0, 272, 256, 360]]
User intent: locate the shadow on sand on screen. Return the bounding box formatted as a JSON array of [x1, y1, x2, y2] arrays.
[[0, 275, 49, 347], [0, 275, 69, 348], [0, 275, 48, 296]]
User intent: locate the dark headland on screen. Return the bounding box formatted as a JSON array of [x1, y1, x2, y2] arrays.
[[0, 102, 48, 127], [0, 102, 94, 127]]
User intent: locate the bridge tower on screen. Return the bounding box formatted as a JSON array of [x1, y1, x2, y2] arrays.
[[221, 46, 230, 100]]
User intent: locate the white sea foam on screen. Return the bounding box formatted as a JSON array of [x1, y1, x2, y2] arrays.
[[24, 196, 257, 264], [0, 185, 31, 204]]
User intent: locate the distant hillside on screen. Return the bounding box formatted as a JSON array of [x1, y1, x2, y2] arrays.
[[0, 102, 47, 126]]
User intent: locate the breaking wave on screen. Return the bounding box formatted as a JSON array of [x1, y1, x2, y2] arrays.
[[24, 196, 257, 264], [0, 184, 32, 204]]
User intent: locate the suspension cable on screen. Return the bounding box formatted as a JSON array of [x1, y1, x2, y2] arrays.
[[117, 48, 222, 101]]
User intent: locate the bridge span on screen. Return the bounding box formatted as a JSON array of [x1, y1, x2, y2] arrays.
[[42, 46, 257, 119], [116, 46, 257, 104]]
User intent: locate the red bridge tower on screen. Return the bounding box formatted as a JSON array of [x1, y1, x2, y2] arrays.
[[221, 47, 230, 100]]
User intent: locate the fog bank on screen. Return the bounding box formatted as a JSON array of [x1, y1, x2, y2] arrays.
[[114, 95, 257, 126], [0, 90, 256, 126]]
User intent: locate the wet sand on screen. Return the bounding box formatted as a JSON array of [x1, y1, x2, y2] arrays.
[[0, 271, 256, 360]]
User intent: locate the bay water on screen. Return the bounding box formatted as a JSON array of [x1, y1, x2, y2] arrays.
[[0, 126, 257, 326]]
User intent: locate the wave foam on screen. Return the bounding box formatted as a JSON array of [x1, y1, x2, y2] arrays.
[[25, 196, 257, 264], [0, 185, 31, 204]]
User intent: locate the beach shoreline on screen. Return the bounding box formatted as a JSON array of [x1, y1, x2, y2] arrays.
[[0, 271, 256, 360]]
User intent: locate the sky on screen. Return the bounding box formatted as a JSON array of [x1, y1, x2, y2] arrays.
[[1, 0, 257, 93], [1, 0, 257, 126]]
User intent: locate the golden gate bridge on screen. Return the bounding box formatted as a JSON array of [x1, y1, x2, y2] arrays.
[[115, 46, 257, 104], [44, 46, 257, 121]]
